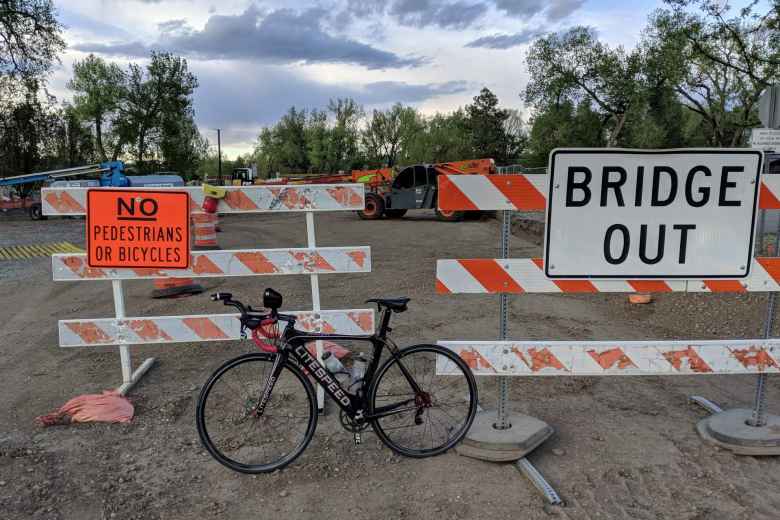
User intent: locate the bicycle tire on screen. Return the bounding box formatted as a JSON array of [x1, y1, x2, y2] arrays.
[[368, 344, 477, 458], [196, 353, 318, 473]]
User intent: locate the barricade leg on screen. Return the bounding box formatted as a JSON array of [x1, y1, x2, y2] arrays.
[[693, 207, 780, 455], [112, 280, 156, 395], [454, 210, 560, 504]]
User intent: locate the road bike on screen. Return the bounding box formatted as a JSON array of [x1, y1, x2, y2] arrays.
[[196, 288, 478, 473]]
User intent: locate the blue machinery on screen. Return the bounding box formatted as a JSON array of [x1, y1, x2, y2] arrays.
[[0, 161, 130, 188]]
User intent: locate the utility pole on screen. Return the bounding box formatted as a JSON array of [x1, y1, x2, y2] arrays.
[[216, 128, 222, 183]]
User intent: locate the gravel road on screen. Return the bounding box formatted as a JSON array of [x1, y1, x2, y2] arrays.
[[1, 210, 780, 520]]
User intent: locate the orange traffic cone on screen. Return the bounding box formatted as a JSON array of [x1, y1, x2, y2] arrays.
[[151, 278, 204, 299]]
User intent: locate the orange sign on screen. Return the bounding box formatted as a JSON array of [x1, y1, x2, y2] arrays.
[[87, 190, 190, 269]]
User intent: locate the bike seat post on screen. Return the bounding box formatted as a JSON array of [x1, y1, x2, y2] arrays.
[[377, 306, 393, 338]]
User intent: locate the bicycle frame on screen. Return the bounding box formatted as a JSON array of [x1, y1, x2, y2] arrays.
[[256, 310, 424, 423]]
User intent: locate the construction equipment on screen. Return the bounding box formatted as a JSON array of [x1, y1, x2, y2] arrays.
[[357, 159, 496, 221], [1, 162, 127, 220], [0, 162, 186, 220]]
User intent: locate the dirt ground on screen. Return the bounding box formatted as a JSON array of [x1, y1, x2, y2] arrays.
[[1, 210, 780, 520]]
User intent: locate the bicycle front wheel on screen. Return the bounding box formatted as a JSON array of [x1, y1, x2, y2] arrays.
[[196, 353, 317, 473], [369, 344, 477, 457]]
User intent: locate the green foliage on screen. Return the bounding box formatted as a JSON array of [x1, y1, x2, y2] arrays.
[[0, 0, 64, 81], [253, 88, 524, 177], [68, 54, 125, 161]]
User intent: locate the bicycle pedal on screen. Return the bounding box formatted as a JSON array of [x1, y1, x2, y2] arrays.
[[353, 432, 362, 446]]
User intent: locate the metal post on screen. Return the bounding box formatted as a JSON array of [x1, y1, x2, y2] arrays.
[[748, 210, 780, 426], [306, 212, 325, 410], [112, 280, 156, 395], [112, 280, 132, 384], [216, 129, 222, 183], [496, 209, 511, 430]]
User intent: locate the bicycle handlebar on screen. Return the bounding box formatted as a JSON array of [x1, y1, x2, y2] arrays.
[[210, 293, 296, 327]]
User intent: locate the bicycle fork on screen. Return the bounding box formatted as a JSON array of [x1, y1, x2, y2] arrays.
[[252, 353, 286, 416]]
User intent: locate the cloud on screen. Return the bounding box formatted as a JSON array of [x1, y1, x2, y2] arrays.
[[73, 6, 424, 69], [390, 0, 489, 29], [492, 0, 584, 21], [465, 28, 543, 49], [191, 63, 470, 147], [545, 0, 587, 22]]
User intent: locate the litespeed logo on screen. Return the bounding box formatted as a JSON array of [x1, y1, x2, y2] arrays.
[[294, 345, 351, 407]]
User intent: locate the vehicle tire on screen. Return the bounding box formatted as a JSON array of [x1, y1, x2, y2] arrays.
[[357, 193, 385, 220], [435, 208, 464, 222], [384, 209, 407, 218], [369, 344, 478, 458], [29, 203, 46, 221], [196, 353, 318, 474]]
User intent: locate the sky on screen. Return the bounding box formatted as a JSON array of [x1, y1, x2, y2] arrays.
[[53, 0, 667, 158]]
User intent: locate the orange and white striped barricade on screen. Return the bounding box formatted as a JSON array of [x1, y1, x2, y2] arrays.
[[43, 184, 370, 406], [435, 149, 778, 504]]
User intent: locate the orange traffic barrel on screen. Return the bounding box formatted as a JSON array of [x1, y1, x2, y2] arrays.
[[192, 212, 219, 250]]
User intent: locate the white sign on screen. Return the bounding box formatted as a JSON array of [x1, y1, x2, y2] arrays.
[[752, 128, 780, 151], [545, 149, 763, 279]]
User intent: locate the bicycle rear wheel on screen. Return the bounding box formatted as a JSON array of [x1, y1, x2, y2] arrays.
[[369, 344, 477, 457], [196, 353, 317, 473]]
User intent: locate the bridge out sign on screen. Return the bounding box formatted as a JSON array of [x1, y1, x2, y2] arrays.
[[544, 149, 763, 279], [87, 189, 190, 269]]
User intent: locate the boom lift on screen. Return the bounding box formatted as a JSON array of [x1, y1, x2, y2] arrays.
[[0, 161, 181, 220]]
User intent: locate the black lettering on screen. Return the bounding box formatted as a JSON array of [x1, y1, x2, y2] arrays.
[[651, 166, 678, 206], [143, 227, 151, 241], [93, 225, 101, 240], [117, 197, 134, 216], [600, 166, 626, 207], [604, 224, 630, 264], [140, 198, 158, 216], [566, 167, 592, 207], [634, 166, 644, 206], [685, 166, 711, 207], [175, 227, 182, 242], [639, 225, 665, 264], [673, 224, 695, 263], [719, 166, 742, 207]]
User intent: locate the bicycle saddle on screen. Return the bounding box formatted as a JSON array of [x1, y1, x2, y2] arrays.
[[366, 297, 410, 313]]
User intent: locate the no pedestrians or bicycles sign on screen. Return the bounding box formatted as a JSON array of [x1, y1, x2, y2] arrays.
[[86, 189, 190, 269], [544, 149, 763, 280]]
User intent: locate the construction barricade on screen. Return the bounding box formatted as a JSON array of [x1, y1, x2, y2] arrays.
[[435, 149, 780, 504], [43, 184, 372, 405]]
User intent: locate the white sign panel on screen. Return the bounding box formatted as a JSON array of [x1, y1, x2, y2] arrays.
[[752, 129, 780, 151], [545, 149, 762, 279]]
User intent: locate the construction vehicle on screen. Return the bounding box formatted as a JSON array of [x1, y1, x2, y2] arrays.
[[356, 159, 496, 221], [0, 161, 182, 220], [261, 159, 494, 221]]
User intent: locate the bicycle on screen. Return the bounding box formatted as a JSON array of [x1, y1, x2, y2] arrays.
[[196, 288, 478, 474]]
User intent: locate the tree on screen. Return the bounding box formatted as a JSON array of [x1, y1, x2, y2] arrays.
[[68, 54, 125, 161], [647, 2, 780, 145], [326, 98, 364, 171], [362, 103, 424, 167], [117, 52, 198, 170], [465, 88, 516, 162], [525, 28, 646, 146], [0, 0, 64, 82]]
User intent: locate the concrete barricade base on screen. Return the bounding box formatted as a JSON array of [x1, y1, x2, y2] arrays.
[[456, 411, 553, 462], [697, 408, 780, 455]]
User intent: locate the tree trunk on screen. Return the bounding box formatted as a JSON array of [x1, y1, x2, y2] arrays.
[[608, 112, 627, 147], [95, 115, 107, 161]]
